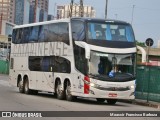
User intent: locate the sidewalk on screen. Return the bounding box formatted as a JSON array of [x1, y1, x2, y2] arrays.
[[119, 99, 160, 109]]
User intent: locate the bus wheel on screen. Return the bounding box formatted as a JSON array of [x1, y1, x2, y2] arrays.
[[65, 81, 76, 101], [31, 90, 38, 95], [96, 98, 105, 103], [24, 79, 31, 94], [18, 78, 24, 93], [56, 81, 65, 100], [106, 99, 117, 105]]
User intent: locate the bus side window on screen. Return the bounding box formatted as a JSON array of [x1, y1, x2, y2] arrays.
[[71, 20, 85, 41], [41, 57, 50, 72], [15, 29, 22, 44], [29, 26, 39, 42], [58, 23, 69, 45], [48, 24, 59, 42], [12, 29, 17, 44], [21, 27, 30, 43], [38, 25, 48, 42]]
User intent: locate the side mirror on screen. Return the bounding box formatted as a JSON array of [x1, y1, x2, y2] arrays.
[[75, 41, 90, 59]]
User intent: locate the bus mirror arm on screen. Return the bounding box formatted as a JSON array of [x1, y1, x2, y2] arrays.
[[75, 41, 90, 59]]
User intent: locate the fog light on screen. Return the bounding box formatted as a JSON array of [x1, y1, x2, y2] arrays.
[[130, 85, 135, 89]]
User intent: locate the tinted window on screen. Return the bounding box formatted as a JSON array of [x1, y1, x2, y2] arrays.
[[71, 20, 85, 41], [48, 24, 59, 42], [38, 25, 48, 42], [29, 26, 39, 42], [48, 23, 69, 45], [12, 22, 70, 44], [58, 23, 69, 44], [14, 28, 23, 44], [87, 22, 135, 42], [12, 29, 17, 43], [74, 45, 88, 75], [21, 27, 30, 43], [29, 56, 71, 73]]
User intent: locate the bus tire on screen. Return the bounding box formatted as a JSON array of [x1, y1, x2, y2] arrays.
[[18, 78, 24, 93], [106, 99, 117, 105], [56, 80, 65, 100], [65, 81, 76, 101], [31, 90, 38, 95], [96, 98, 105, 103], [24, 78, 31, 94]]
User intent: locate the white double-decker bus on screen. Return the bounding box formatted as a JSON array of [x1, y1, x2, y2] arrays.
[[9, 18, 136, 104]]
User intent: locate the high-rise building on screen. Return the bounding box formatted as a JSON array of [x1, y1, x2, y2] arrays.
[[29, 0, 48, 22], [14, 0, 30, 25], [47, 14, 54, 21], [0, 0, 15, 34], [30, 0, 48, 12], [56, 4, 96, 19], [0, 0, 15, 23]]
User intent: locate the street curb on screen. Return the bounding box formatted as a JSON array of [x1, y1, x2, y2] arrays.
[[119, 99, 160, 109]]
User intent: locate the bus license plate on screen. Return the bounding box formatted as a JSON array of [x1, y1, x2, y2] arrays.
[[108, 93, 117, 97]]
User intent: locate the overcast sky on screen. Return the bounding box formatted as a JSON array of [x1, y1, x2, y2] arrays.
[[49, 0, 160, 46]]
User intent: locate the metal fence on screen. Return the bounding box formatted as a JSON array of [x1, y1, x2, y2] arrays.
[[0, 60, 9, 74], [136, 65, 160, 102]]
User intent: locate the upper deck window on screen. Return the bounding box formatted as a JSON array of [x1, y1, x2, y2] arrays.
[[71, 20, 85, 41], [87, 22, 135, 42], [12, 22, 69, 44]]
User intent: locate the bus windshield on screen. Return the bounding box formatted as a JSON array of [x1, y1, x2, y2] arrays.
[[87, 22, 135, 42], [89, 51, 136, 82]]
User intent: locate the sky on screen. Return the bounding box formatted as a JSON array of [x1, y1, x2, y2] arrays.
[[48, 0, 160, 47]]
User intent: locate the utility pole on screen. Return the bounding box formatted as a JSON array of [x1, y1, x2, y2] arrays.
[[79, 0, 84, 17], [0, 13, 3, 34], [34, 0, 38, 22], [54, 3, 57, 19], [115, 14, 117, 19], [105, 0, 108, 19], [69, 0, 74, 17]]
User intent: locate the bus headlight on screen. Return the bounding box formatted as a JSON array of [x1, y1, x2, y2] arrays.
[[90, 83, 95, 87], [90, 83, 100, 88]]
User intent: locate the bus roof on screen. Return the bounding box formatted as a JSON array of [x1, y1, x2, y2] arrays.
[[13, 17, 130, 29], [71, 17, 130, 24], [13, 18, 71, 29]]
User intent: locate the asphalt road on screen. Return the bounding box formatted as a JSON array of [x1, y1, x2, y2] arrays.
[[0, 74, 159, 120]]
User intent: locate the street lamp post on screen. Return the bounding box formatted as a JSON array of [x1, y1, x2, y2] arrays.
[[115, 14, 117, 19], [0, 13, 3, 34], [131, 5, 135, 25], [105, 0, 108, 19]]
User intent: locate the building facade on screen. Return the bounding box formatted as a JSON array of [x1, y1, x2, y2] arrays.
[[57, 4, 96, 19], [14, 0, 30, 25], [0, 0, 15, 34], [0, 0, 15, 23], [0, 20, 15, 36], [30, 0, 48, 12], [47, 14, 54, 21], [29, 0, 48, 23]]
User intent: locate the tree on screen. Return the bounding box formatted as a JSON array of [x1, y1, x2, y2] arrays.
[[136, 40, 145, 47]]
